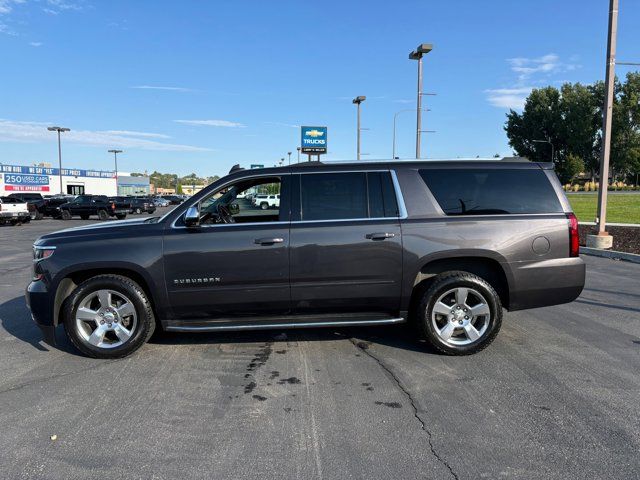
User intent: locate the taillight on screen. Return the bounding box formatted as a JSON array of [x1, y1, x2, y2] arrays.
[[111, 202, 116, 211], [567, 212, 579, 257]]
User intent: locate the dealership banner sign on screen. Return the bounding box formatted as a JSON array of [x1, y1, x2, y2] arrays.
[[2, 173, 50, 191], [0, 164, 115, 178], [301, 126, 328, 154]]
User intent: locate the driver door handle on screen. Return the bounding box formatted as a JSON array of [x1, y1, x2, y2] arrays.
[[365, 232, 395, 240], [254, 237, 284, 245]]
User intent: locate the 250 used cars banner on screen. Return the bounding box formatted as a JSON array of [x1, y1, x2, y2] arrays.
[[2, 173, 50, 191]]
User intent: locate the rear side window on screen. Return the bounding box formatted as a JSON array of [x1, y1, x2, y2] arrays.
[[419, 168, 562, 215], [301, 173, 368, 220], [368, 172, 399, 218]]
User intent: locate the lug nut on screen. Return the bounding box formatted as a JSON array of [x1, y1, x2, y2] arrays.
[[99, 320, 105, 325], [465, 316, 469, 319]]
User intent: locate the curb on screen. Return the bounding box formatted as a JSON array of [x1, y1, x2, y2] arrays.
[[580, 247, 640, 264]]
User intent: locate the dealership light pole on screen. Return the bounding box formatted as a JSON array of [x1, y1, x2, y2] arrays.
[[352, 96, 366, 160], [47, 126, 70, 194], [409, 44, 433, 158], [296, 147, 301, 163], [108, 149, 123, 178], [589, 0, 618, 250], [287, 151, 292, 165]]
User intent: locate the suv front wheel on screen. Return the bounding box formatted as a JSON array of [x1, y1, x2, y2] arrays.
[[62, 275, 155, 358], [417, 271, 502, 355]]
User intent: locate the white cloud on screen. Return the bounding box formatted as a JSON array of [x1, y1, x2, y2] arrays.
[[175, 119, 246, 128], [131, 85, 192, 92], [394, 99, 414, 104], [0, 0, 26, 15], [0, 119, 210, 152], [485, 87, 533, 109], [262, 121, 299, 128], [486, 53, 581, 110], [102, 130, 171, 139], [29, 41, 42, 46]]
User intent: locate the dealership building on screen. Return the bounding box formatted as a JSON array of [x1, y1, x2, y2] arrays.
[[0, 164, 150, 196]]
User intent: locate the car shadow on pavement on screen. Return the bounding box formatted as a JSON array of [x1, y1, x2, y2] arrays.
[[0, 296, 79, 356], [149, 324, 436, 355], [0, 294, 435, 356]]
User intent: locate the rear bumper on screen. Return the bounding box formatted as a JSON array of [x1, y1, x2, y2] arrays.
[[0, 211, 30, 219], [508, 257, 585, 311]]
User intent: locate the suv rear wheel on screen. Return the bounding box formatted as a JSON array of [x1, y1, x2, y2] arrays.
[[61, 210, 72, 220], [62, 275, 155, 358], [98, 209, 109, 221], [417, 271, 502, 355]]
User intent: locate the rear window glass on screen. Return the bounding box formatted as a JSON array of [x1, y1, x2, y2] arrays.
[[419, 168, 562, 215]]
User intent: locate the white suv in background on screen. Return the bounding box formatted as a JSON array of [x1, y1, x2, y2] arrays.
[[252, 194, 279, 210]]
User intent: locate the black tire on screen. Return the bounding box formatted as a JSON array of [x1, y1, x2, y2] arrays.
[[61, 210, 72, 220], [116, 214, 127, 220], [260, 202, 268, 210], [35, 210, 44, 220], [62, 274, 156, 359], [80, 214, 90, 220], [98, 209, 109, 221], [135, 208, 142, 214], [417, 271, 502, 355]]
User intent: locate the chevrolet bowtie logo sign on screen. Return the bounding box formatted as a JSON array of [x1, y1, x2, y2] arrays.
[[301, 126, 328, 154]]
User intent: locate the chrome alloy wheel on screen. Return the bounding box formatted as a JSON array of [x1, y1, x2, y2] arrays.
[[75, 289, 138, 349], [431, 287, 491, 346]]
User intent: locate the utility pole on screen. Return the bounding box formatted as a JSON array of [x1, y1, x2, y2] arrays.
[[108, 149, 123, 195], [589, 0, 618, 250], [352, 96, 366, 160], [409, 44, 433, 158], [47, 126, 70, 194]]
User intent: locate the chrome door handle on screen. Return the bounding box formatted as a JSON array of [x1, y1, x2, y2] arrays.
[[365, 232, 395, 240], [254, 237, 284, 245]]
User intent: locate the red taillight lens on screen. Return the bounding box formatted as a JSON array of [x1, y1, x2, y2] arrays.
[[567, 212, 579, 257]]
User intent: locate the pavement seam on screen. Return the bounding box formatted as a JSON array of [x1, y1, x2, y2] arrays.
[[349, 338, 459, 480]]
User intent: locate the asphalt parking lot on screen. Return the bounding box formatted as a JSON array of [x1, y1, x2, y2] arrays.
[[1, 216, 639, 480]]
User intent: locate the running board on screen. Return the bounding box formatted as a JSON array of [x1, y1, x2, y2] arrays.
[[165, 317, 406, 333]]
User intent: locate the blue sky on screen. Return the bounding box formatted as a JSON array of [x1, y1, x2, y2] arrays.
[[0, 0, 638, 177]]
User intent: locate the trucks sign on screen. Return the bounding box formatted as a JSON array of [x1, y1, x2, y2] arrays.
[[301, 126, 327, 154], [2, 173, 50, 192]]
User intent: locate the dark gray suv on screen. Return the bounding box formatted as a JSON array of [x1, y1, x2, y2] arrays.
[[26, 159, 585, 358]]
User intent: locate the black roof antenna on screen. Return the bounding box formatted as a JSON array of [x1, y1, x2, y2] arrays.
[[229, 164, 244, 174]]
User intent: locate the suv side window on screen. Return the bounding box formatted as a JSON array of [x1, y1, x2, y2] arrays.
[[300, 172, 368, 221], [419, 168, 563, 215], [196, 176, 284, 225], [368, 172, 399, 218]]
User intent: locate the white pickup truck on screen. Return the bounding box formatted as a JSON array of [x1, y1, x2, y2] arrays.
[[0, 196, 30, 226]]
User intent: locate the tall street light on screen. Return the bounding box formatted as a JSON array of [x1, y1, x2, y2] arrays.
[[287, 151, 292, 165], [532, 139, 554, 162], [392, 108, 430, 159], [591, 0, 618, 249], [108, 149, 123, 195], [296, 147, 301, 163], [352, 96, 366, 160], [47, 126, 70, 194], [409, 43, 433, 159]]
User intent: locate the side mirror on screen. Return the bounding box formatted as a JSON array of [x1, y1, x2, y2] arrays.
[[229, 203, 240, 215], [184, 206, 200, 227]]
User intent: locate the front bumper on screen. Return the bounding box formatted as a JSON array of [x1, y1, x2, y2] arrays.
[[26, 279, 57, 345]]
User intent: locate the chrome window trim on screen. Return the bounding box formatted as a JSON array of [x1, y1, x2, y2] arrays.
[[170, 172, 290, 229], [170, 169, 407, 229], [389, 170, 408, 219]]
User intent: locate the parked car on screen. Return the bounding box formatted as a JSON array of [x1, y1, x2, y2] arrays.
[[59, 195, 128, 220], [160, 195, 184, 205], [152, 197, 170, 207], [0, 196, 30, 225], [129, 197, 156, 214], [8, 192, 47, 220], [27, 159, 585, 359]]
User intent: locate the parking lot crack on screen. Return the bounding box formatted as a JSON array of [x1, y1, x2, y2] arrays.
[[349, 338, 459, 480]]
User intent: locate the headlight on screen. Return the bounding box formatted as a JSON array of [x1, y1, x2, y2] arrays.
[[33, 245, 56, 262]]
